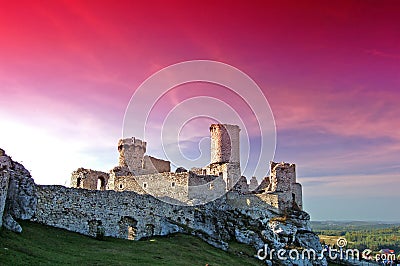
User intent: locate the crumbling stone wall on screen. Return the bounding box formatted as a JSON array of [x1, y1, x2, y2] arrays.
[[269, 162, 296, 193], [292, 183, 303, 210], [110, 174, 146, 194], [31, 185, 293, 245], [32, 185, 325, 265], [226, 191, 280, 209], [205, 162, 240, 191], [256, 176, 270, 192], [142, 155, 170, 174], [70, 168, 109, 191], [255, 162, 303, 210], [232, 176, 249, 193], [108, 168, 227, 205], [188, 173, 226, 204], [134, 172, 189, 204], [33, 185, 193, 241]]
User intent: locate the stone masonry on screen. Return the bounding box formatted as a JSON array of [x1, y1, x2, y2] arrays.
[[70, 168, 109, 191], [31, 184, 326, 265], [255, 162, 303, 210], [70, 124, 303, 210]]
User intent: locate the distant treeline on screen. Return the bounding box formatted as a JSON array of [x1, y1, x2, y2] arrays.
[[311, 222, 400, 253]]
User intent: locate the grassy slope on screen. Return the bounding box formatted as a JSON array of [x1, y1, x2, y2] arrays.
[[0, 220, 263, 266]]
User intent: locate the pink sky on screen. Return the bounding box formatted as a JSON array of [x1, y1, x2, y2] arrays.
[[0, 0, 399, 220]]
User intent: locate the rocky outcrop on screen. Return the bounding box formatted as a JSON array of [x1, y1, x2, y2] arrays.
[[0, 149, 37, 232]]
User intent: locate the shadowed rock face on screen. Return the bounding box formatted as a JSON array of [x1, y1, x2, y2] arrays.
[[0, 150, 37, 232]]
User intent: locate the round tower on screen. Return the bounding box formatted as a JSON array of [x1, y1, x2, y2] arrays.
[[210, 124, 240, 164]]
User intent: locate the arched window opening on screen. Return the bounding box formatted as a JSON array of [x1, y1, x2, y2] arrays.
[[97, 176, 106, 191]]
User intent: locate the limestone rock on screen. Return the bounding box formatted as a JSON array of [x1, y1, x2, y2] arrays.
[[268, 220, 297, 241], [0, 150, 37, 232], [3, 213, 22, 233], [6, 162, 37, 220]]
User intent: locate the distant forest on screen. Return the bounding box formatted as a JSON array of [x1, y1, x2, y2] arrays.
[[311, 221, 400, 253]]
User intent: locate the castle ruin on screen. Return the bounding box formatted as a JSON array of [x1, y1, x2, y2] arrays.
[[70, 124, 302, 210], [0, 124, 326, 265]]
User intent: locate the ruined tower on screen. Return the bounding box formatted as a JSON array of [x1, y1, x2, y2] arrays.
[[207, 124, 241, 190], [267, 162, 303, 210], [118, 137, 147, 171], [210, 124, 240, 164]]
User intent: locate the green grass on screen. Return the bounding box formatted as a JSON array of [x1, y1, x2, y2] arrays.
[[0, 220, 263, 266]]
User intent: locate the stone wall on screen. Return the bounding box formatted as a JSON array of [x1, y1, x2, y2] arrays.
[[226, 191, 280, 210], [256, 176, 270, 192], [31, 185, 326, 265], [292, 183, 303, 210], [270, 162, 296, 193], [70, 168, 109, 190], [111, 175, 146, 194], [134, 172, 189, 204], [142, 155, 170, 174], [205, 162, 241, 191], [256, 162, 303, 210], [33, 185, 184, 239], [188, 174, 226, 204], [32, 185, 291, 243]]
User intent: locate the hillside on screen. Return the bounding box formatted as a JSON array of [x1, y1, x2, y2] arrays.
[[0, 220, 263, 266]]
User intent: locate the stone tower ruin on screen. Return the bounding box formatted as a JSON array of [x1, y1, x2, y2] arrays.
[[206, 124, 241, 190], [210, 124, 240, 164], [118, 137, 147, 172]]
